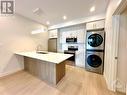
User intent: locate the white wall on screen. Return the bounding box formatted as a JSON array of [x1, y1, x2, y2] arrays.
[[104, 0, 122, 91], [0, 14, 48, 77]]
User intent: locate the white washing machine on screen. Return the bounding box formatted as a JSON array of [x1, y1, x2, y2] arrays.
[[86, 30, 105, 50], [85, 50, 104, 74]]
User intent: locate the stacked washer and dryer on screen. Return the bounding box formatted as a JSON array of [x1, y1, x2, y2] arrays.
[[85, 29, 105, 74]]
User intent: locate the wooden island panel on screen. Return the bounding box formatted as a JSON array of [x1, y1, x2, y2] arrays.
[[24, 57, 66, 85]]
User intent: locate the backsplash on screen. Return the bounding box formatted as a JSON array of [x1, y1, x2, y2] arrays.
[[58, 24, 86, 52], [57, 24, 86, 67]]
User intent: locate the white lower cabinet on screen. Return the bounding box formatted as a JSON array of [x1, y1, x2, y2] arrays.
[[75, 45, 85, 68]]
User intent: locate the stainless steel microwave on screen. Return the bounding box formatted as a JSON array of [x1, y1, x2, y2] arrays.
[[66, 37, 77, 43]]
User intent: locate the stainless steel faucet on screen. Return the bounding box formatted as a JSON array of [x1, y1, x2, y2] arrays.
[[36, 44, 43, 52]]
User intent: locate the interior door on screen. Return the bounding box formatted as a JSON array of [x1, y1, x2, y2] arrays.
[[117, 7, 127, 92]]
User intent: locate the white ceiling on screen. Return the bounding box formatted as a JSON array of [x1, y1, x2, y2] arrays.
[[15, 0, 109, 26]]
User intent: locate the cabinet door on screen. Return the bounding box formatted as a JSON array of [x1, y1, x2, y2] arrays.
[[49, 29, 58, 38], [75, 50, 85, 67], [86, 20, 105, 30], [95, 20, 105, 29], [77, 29, 85, 43], [86, 22, 94, 30], [75, 45, 85, 68], [60, 32, 68, 43]]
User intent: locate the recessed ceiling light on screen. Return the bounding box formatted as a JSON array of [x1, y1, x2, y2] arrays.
[[46, 21, 50, 25], [90, 6, 95, 12], [63, 15, 67, 20]]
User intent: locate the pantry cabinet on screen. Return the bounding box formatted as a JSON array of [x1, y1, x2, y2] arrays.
[[75, 47, 85, 68], [86, 20, 105, 30]]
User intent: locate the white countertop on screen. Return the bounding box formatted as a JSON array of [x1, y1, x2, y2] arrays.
[[15, 51, 73, 64]]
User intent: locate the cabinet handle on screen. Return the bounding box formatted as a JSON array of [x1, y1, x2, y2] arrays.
[[93, 24, 95, 28], [115, 57, 118, 59], [95, 24, 96, 28], [93, 24, 96, 28]]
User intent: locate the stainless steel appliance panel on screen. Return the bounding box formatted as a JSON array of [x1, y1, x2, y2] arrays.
[[48, 38, 57, 52], [85, 50, 104, 74]]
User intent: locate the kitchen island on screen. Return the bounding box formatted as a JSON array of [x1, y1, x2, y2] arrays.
[[15, 51, 72, 85]]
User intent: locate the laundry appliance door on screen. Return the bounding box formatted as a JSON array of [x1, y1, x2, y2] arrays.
[[86, 31, 105, 50]]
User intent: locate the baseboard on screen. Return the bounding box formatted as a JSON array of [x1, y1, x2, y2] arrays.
[[104, 74, 110, 88], [0, 68, 24, 78], [115, 79, 126, 93], [117, 85, 126, 94], [104, 74, 126, 93], [75, 63, 85, 68], [103, 73, 115, 91]]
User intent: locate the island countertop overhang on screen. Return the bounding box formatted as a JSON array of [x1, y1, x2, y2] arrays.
[[15, 51, 73, 64]]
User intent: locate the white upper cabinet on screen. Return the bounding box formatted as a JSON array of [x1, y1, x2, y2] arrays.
[[86, 20, 105, 30], [49, 29, 58, 38], [59, 29, 85, 44]]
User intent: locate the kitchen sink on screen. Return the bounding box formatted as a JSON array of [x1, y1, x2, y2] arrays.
[[36, 51, 48, 54]]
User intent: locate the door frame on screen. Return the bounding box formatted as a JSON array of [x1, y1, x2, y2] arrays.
[[112, 0, 127, 91]]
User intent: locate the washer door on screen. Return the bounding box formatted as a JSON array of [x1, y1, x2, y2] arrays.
[[88, 34, 103, 47], [87, 54, 102, 68]]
